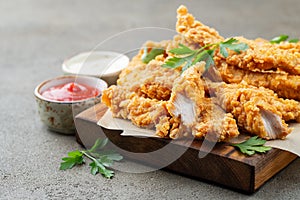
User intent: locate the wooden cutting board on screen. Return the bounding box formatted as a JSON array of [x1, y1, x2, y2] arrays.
[[75, 103, 297, 194]]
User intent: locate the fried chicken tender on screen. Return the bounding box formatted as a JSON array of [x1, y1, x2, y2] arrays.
[[207, 81, 298, 139], [102, 85, 133, 119], [116, 39, 181, 101], [127, 96, 169, 129], [102, 83, 171, 134], [118, 40, 170, 80], [102, 47, 181, 138], [167, 62, 239, 141], [276, 41, 300, 53], [218, 36, 300, 75], [103, 86, 173, 137], [213, 62, 300, 101], [176, 5, 224, 47]]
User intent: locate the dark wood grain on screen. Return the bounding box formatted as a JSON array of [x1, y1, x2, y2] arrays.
[[75, 103, 297, 194]]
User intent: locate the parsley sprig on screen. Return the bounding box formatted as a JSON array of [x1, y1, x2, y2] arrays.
[[60, 138, 123, 178], [162, 38, 249, 72], [231, 136, 272, 156], [270, 34, 299, 44], [142, 47, 165, 64]]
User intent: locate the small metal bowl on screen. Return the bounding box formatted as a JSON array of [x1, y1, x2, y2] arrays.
[[34, 75, 107, 134]]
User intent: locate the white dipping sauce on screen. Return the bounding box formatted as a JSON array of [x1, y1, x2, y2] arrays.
[[62, 51, 129, 77]]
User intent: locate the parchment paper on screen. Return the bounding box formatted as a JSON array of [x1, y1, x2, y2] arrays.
[[98, 110, 300, 156], [98, 110, 159, 138]]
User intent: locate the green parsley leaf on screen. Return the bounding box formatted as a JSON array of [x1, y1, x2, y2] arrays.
[[98, 150, 124, 161], [98, 156, 114, 167], [270, 35, 289, 44], [191, 50, 214, 70], [219, 45, 228, 58], [231, 136, 272, 156], [59, 138, 123, 178], [86, 151, 122, 161], [288, 38, 299, 43], [182, 55, 195, 70], [169, 44, 196, 55], [142, 47, 165, 64], [67, 150, 83, 157], [90, 161, 99, 175], [270, 35, 299, 44], [89, 160, 114, 178], [163, 38, 248, 72], [203, 52, 215, 70], [224, 42, 249, 54], [163, 57, 186, 69], [89, 138, 108, 153], [219, 38, 249, 55], [223, 37, 238, 44], [60, 150, 84, 170]]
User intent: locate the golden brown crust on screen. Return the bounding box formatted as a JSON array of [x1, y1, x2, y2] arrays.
[[214, 61, 300, 101], [167, 63, 240, 141], [208, 81, 294, 139], [176, 5, 224, 47], [218, 37, 300, 75], [127, 96, 168, 129]]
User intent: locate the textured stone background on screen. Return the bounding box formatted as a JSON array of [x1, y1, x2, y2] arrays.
[[1, 0, 300, 199]]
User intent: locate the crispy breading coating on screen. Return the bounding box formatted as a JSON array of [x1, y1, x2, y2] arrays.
[[192, 98, 240, 142], [213, 62, 300, 101], [276, 41, 300, 53], [118, 40, 171, 80], [127, 96, 169, 129], [167, 63, 240, 141], [217, 36, 300, 75], [116, 40, 181, 101], [101, 85, 134, 119], [176, 5, 224, 47], [140, 83, 171, 101], [102, 83, 174, 137], [102, 49, 181, 138], [208, 81, 295, 139]]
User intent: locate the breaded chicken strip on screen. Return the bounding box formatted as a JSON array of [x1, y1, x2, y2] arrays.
[[118, 40, 171, 80], [213, 62, 300, 101], [207, 81, 299, 140], [167, 62, 239, 141], [102, 85, 133, 119], [102, 86, 174, 137], [176, 5, 224, 47], [276, 41, 300, 53], [116, 41, 180, 101], [219, 36, 300, 75], [102, 46, 181, 138], [126, 96, 169, 129]]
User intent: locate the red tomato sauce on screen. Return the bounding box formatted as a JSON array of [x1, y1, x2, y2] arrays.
[[41, 82, 100, 101]]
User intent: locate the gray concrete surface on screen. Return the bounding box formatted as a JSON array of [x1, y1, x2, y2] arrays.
[[1, 0, 300, 199]]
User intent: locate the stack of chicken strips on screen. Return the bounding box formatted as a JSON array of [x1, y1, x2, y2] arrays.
[[102, 5, 300, 142]]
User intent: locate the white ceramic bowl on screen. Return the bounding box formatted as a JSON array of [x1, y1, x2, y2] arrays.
[[62, 51, 129, 85], [34, 75, 107, 134]]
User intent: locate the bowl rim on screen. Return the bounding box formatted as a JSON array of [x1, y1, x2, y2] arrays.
[[62, 50, 129, 77], [34, 75, 107, 104]]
